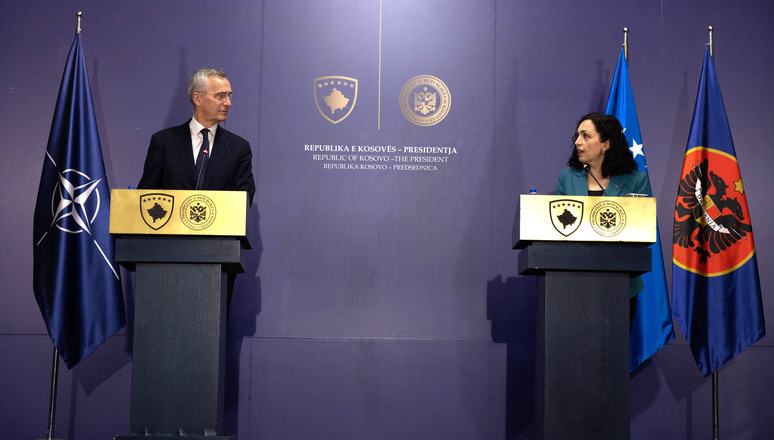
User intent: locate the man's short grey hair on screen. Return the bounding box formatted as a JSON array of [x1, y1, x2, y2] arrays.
[[188, 68, 227, 105]]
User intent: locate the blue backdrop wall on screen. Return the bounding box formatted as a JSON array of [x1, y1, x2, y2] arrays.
[[2, 1, 773, 439]]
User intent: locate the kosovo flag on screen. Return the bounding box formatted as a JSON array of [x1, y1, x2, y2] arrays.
[[33, 33, 126, 369], [605, 48, 675, 371], [672, 48, 765, 376]]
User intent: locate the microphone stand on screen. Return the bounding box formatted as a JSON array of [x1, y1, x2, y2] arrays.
[[195, 149, 208, 190], [584, 165, 606, 195]]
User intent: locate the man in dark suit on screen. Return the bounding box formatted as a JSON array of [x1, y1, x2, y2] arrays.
[[138, 68, 255, 314], [138, 68, 255, 204]]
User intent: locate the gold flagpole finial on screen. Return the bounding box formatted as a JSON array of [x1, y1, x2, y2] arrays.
[[707, 25, 714, 57], [622, 27, 629, 62], [76, 11, 82, 35]]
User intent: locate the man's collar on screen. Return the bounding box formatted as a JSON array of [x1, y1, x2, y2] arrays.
[[189, 117, 219, 136]]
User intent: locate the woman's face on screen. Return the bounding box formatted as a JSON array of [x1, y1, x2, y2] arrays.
[[574, 119, 610, 168]]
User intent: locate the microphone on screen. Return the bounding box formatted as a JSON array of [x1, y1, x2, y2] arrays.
[[195, 148, 208, 190], [583, 164, 606, 196]]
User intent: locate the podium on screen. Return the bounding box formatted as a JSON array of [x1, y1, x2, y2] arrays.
[[514, 194, 656, 440], [110, 189, 250, 440]]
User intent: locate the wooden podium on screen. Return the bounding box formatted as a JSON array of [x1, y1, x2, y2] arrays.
[[514, 194, 656, 440], [110, 189, 250, 440]]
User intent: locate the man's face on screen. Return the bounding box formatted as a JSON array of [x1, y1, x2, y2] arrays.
[[193, 76, 232, 127]]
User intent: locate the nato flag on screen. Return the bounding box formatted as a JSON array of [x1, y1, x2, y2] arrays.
[[33, 33, 125, 369]]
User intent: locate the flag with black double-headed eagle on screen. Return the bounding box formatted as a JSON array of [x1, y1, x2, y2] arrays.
[[605, 48, 675, 371], [33, 33, 125, 369], [672, 47, 765, 376]]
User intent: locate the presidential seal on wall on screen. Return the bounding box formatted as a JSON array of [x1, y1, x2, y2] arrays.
[[315, 76, 358, 124], [399, 75, 451, 126]]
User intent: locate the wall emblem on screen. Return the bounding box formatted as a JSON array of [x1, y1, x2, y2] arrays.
[[550, 199, 583, 237], [140, 193, 174, 231], [314, 76, 358, 124], [399, 75, 451, 126]]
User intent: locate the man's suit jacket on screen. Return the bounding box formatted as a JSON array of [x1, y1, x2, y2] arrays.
[[138, 121, 255, 204], [556, 167, 649, 197]]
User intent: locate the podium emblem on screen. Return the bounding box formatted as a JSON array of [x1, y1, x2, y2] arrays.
[[180, 194, 217, 230], [590, 200, 627, 237], [140, 193, 174, 230], [550, 199, 583, 237]]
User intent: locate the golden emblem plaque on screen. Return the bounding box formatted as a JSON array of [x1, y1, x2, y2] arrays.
[[516, 194, 656, 246], [109, 189, 248, 237]]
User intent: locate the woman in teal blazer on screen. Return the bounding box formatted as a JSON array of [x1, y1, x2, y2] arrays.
[[556, 112, 648, 301], [557, 112, 648, 198]]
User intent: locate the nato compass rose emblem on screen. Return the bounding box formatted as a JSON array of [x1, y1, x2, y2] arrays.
[[315, 76, 358, 124], [35, 167, 118, 277], [40, 169, 103, 238]]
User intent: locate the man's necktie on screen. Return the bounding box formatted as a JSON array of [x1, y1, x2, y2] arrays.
[[196, 128, 210, 190]]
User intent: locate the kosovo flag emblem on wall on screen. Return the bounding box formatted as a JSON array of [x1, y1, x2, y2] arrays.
[[314, 76, 358, 124]]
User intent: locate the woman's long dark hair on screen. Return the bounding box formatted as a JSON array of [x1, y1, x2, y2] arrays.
[[567, 112, 638, 177]]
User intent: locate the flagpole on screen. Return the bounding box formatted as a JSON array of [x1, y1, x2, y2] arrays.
[[707, 25, 714, 57], [40, 347, 60, 440], [708, 24, 718, 440], [38, 13, 84, 440], [622, 27, 629, 61], [713, 370, 719, 440]]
